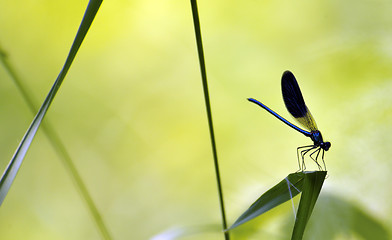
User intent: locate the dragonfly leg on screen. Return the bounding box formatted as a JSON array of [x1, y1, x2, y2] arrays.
[[297, 145, 315, 171], [301, 146, 317, 171], [297, 145, 309, 171], [309, 147, 322, 170], [321, 149, 327, 171]]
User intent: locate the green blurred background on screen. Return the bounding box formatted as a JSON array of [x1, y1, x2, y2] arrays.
[[0, 0, 391, 239]]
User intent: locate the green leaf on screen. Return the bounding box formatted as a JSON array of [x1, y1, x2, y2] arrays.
[[228, 172, 306, 230], [299, 193, 390, 240], [0, 0, 103, 207], [291, 171, 327, 240]]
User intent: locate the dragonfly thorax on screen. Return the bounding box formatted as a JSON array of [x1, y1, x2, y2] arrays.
[[310, 130, 331, 151]]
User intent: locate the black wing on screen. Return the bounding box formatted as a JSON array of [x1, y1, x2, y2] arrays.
[[281, 71, 318, 131]]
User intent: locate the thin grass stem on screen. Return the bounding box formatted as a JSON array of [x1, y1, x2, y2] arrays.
[[189, 1, 229, 239], [0, 48, 112, 240], [0, 0, 111, 238]]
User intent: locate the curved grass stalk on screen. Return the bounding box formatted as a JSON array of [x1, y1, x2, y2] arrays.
[[0, 1, 111, 239]]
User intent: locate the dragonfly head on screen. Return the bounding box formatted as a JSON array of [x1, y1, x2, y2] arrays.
[[321, 141, 331, 151]]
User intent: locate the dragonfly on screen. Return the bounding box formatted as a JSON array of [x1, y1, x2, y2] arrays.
[[248, 70, 331, 171]]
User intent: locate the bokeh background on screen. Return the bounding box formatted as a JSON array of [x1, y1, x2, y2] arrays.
[[0, 0, 391, 239]]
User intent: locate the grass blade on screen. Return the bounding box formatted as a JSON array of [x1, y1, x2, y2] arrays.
[[189, 1, 229, 239], [1, 43, 111, 240], [0, 1, 110, 239], [229, 172, 305, 230], [291, 171, 327, 240], [0, 0, 102, 208]]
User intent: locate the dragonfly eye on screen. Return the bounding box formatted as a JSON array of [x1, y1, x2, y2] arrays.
[[322, 142, 331, 151]]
